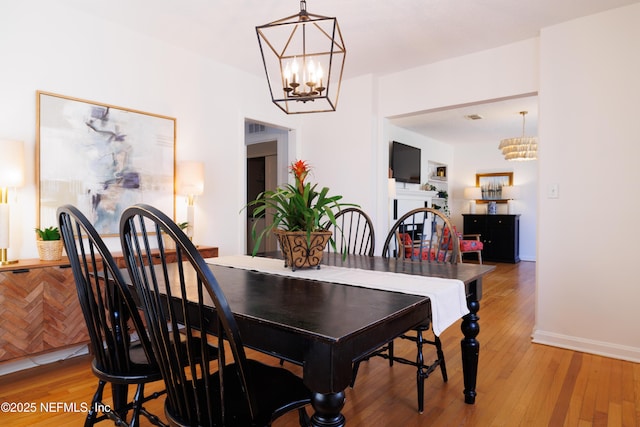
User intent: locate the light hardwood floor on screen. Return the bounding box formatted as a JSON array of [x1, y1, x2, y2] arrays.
[[1, 261, 639, 426]]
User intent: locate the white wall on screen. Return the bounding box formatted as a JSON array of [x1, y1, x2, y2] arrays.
[[533, 4, 640, 361], [0, 1, 298, 259], [378, 38, 539, 118], [296, 74, 380, 237]]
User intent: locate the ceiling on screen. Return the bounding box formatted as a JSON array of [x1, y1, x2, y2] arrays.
[[59, 0, 637, 143], [389, 95, 539, 145]]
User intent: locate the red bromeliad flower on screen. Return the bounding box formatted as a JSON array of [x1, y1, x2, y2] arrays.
[[290, 160, 310, 194]]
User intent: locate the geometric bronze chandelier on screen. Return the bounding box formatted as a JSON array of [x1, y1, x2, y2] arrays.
[[256, 0, 346, 114], [498, 111, 538, 161]]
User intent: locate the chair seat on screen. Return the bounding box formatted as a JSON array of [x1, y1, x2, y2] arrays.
[[91, 342, 163, 383], [407, 247, 448, 262], [460, 239, 483, 251], [165, 359, 311, 427], [93, 335, 218, 384]]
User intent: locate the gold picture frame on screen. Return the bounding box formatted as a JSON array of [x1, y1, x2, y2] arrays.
[[37, 91, 176, 235], [475, 172, 513, 203]]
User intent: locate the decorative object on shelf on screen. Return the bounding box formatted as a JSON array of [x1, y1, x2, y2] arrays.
[[37, 91, 176, 235], [177, 161, 204, 240], [476, 172, 513, 203], [464, 187, 482, 214], [487, 201, 498, 215], [436, 166, 447, 178], [498, 111, 537, 161], [433, 190, 450, 216], [245, 159, 355, 268], [256, 0, 346, 114], [501, 185, 519, 214], [0, 140, 24, 265], [35, 226, 63, 261]]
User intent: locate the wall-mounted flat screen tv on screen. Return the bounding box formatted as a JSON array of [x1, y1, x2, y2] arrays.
[[391, 141, 421, 184]]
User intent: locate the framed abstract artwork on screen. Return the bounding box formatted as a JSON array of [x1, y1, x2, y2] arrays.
[[475, 172, 513, 203], [37, 91, 176, 235]]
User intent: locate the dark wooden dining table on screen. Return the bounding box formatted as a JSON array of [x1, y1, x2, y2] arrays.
[[201, 253, 495, 427]]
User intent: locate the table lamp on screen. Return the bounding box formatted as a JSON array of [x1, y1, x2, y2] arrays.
[[176, 161, 204, 240], [502, 185, 519, 214], [0, 140, 25, 265], [463, 187, 482, 214]]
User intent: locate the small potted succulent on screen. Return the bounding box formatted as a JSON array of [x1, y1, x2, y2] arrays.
[[35, 226, 63, 261]]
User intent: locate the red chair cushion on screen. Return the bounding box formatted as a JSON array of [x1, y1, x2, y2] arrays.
[[409, 247, 447, 262], [443, 226, 484, 252], [460, 240, 483, 251], [400, 233, 448, 261]]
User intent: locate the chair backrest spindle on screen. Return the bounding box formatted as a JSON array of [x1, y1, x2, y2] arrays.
[[120, 204, 257, 425], [327, 207, 375, 256]]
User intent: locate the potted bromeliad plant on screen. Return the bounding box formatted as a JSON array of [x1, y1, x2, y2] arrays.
[[245, 159, 355, 270], [35, 226, 64, 261]]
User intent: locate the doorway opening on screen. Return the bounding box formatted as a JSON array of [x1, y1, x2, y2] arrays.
[[245, 120, 290, 255]]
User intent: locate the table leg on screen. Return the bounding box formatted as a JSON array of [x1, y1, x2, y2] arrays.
[[461, 294, 480, 404], [310, 391, 346, 427]]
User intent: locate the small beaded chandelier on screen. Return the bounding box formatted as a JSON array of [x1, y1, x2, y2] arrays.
[[498, 111, 538, 161]]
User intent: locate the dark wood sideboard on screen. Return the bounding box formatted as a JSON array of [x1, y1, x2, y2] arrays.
[[0, 246, 218, 363], [462, 214, 520, 263]]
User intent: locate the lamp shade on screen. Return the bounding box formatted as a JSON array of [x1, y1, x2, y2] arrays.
[[464, 187, 482, 200], [501, 185, 519, 200], [0, 140, 25, 187], [176, 161, 204, 196]]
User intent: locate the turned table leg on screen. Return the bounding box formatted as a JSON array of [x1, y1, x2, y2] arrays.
[[461, 287, 480, 404], [310, 391, 346, 427]]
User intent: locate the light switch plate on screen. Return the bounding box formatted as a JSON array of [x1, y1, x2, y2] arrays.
[[547, 183, 559, 198]]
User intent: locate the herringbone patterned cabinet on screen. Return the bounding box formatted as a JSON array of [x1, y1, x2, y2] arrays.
[[0, 247, 218, 363], [0, 260, 89, 362]]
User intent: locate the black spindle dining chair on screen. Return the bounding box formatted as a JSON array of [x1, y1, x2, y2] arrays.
[[352, 207, 458, 413], [119, 204, 311, 427], [327, 207, 376, 257], [57, 205, 167, 427]]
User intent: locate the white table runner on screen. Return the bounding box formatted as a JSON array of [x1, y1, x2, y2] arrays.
[[206, 255, 469, 336]]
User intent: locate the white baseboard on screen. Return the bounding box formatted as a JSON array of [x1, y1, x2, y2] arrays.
[[0, 345, 89, 376], [519, 254, 536, 262], [532, 329, 640, 363]]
